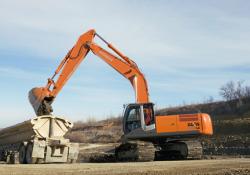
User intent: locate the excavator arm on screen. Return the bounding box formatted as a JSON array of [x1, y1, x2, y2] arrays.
[[29, 29, 149, 116], [86, 41, 149, 103]]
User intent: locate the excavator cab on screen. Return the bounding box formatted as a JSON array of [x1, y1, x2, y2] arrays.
[[123, 103, 155, 134]]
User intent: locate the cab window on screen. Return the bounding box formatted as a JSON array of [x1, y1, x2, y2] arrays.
[[124, 106, 141, 133], [143, 104, 155, 126]]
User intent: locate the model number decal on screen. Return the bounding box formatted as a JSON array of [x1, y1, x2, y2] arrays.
[[187, 122, 200, 129]]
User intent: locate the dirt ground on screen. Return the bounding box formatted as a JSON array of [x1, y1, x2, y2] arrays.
[[0, 158, 249, 175]]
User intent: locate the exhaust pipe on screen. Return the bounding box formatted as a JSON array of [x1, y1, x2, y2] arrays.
[[28, 87, 54, 116]]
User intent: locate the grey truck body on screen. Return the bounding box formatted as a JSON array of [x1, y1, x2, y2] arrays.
[[0, 115, 79, 164]]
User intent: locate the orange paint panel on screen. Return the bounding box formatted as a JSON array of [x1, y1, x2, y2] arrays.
[[155, 113, 213, 136], [156, 115, 178, 133], [177, 114, 202, 132], [201, 113, 213, 135]]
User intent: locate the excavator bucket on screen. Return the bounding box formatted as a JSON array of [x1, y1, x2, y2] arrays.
[[28, 87, 54, 116]]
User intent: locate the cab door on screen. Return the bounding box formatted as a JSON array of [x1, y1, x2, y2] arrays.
[[123, 104, 141, 134]]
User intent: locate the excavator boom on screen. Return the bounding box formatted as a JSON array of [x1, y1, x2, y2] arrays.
[[29, 29, 149, 116]]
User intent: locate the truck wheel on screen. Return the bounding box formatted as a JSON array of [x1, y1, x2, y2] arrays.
[[19, 145, 26, 164], [67, 159, 76, 163], [36, 158, 44, 164], [10, 152, 20, 164], [25, 143, 37, 164]]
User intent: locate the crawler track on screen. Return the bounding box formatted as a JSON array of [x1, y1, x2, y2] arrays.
[[115, 141, 155, 162], [155, 140, 203, 160], [186, 140, 203, 159]]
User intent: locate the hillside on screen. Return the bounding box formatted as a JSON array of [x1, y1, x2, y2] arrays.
[[65, 97, 250, 156]]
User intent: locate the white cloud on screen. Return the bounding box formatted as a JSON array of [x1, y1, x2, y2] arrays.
[[0, 0, 249, 69], [0, 0, 250, 126]]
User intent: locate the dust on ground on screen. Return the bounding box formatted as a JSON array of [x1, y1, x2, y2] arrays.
[[0, 158, 249, 175]]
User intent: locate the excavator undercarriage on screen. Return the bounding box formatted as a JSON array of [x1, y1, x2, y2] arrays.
[[114, 140, 202, 162]]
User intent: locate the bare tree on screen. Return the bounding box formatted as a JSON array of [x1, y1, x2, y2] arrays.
[[219, 81, 235, 101], [244, 86, 250, 98], [235, 80, 244, 98], [235, 80, 244, 105], [220, 80, 250, 102], [203, 96, 214, 104]]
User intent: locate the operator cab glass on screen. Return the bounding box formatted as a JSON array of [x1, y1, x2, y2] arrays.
[[124, 105, 141, 134], [123, 103, 155, 134]]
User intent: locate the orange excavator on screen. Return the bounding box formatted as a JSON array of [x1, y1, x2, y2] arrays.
[[29, 29, 213, 161]]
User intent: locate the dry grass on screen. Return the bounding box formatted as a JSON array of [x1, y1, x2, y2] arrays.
[[65, 117, 123, 143]]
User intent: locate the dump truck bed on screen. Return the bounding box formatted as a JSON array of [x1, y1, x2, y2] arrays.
[[0, 115, 78, 164]]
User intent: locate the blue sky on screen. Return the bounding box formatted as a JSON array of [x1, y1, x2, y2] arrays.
[[0, 0, 249, 127]]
